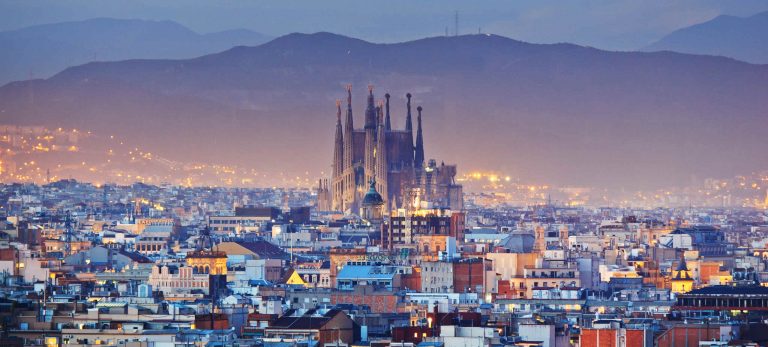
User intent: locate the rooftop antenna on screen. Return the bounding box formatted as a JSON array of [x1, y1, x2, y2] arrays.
[[454, 10, 459, 36]]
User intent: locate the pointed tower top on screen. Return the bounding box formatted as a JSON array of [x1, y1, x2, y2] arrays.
[[384, 93, 392, 131], [414, 106, 425, 168], [346, 84, 353, 108], [336, 99, 342, 121], [405, 93, 413, 132], [676, 252, 689, 272], [365, 85, 376, 128]]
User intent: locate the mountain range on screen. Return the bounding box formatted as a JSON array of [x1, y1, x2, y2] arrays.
[[644, 11, 768, 64], [1, 32, 767, 191], [0, 18, 272, 85]]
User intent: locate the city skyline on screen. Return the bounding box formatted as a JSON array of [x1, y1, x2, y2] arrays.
[[1, 29, 767, 201], [2, 3, 768, 347]]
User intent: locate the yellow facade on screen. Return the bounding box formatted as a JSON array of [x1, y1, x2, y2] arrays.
[[186, 251, 228, 275], [284, 269, 308, 287], [670, 261, 694, 294]]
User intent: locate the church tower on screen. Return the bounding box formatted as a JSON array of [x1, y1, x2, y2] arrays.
[[670, 253, 694, 293], [329, 86, 460, 215], [375, 102, 388, 204], [342, 85, 355, 212], [364, 85, 377, 191], [415, 106, 425, 168], [331, 100, 344, 211], [384, 93, 392, 131], [405, 93, 415, 166]]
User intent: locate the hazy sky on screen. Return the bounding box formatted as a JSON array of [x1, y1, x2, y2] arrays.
[[1, 0, 768, 50]]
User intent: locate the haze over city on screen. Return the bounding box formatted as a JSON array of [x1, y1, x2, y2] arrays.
[[1, 4, 768, 345]]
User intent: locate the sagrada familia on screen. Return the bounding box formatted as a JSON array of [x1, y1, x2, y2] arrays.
[[317, 85, 463, 216]]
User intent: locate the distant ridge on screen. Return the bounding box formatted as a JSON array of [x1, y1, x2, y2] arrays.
[[1, 32, 766, 191], [644, 11, 768, 64], [0, 17, 272, 85]]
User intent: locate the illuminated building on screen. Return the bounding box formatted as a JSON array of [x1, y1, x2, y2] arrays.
[[361, 179, 385, 222], [328, 247, 367, 284], [148, 264, 211, 294], [325, 86, 462, 214], [579, 319, 653, 347], [133, 218, 177, 254], [382, 208, 464, 252], [185, 228, 227, 275], [674, 285, 768, 314], [135, 218, 175, 234], [207, 206, 280, 235], [670, 255, 694, 294], [295, 261, 332, 288], [280, 269, 308, 287], [186, 250, 228, 275]]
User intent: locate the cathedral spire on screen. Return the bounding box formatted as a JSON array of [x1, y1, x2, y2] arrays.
[[405, 93, 413, 132], [343, 85, 354, 183], [333, 99, 344, 183], [377, 101, 384, 126], [345, 84, 354, 132], [415, 106, 425, 168], [347, 84, 353, 112], [384, 93, 392, 131], [365, 84, 376, 129], [376, 101, 388, 203]]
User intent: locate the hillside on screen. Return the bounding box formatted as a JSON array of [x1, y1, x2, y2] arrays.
[[644, 11, 768, 64], [2, 32, 767, 191], [0, 18, 271, 85]]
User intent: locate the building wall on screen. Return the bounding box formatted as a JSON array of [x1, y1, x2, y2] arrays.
[[580, 329, 650, 347], [318, 313, 355, 345], [486, 253, 538, 280], [518, 324, 555, 347], [329, 248, 367, 283], [420, 261, 454, 293], [453, 260, 489, 294], [136, 218, 175, 235], [580, 329, 616, 347], [655, 326, 723, 347], [698, 261, 723, 284], [330, 290, 398, 313], [414, 235, 450, 261], [186, 252, 228, 275], [148, 265, 209, 294]]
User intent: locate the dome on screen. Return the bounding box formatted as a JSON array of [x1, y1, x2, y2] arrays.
[[362, 180, 384, 206]]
